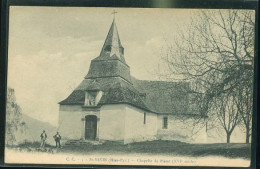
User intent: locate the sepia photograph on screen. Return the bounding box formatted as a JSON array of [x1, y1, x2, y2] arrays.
[[4, 6, 256, 167]]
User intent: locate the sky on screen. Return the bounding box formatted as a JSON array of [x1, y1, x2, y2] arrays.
[[7, 7, 204, 126]]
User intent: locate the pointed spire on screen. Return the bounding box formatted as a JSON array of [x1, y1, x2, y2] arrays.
[[99, 16, 125, 63], [85, 14, 131, 82], [112, 10, 117, 20]]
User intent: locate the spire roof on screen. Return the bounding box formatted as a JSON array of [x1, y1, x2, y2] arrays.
[[98, 19, 125, 63], [85, 17, 131, 83]]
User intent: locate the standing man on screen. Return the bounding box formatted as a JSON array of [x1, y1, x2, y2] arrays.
[[40, 130, 47, 148], [53, 132, 61, 148]]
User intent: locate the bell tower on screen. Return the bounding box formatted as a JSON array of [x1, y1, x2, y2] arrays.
[[85, 14, 132, 83], [99, 18, 126, 63]]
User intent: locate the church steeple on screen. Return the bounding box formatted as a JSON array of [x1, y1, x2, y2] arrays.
[[85, 15, 131, 83], [99, 17, 125, 63]]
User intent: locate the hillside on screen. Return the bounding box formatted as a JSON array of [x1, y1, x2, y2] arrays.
[[20, 114, 57, 144]]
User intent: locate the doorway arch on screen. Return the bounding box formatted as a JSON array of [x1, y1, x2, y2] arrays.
[[85, 115, 97, 140]]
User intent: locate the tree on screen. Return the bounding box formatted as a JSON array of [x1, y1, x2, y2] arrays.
[[163, 9, 255, 142], [213, 93, 240, 143], [6, 88, 23, 145], [234, 83, 253, 143]]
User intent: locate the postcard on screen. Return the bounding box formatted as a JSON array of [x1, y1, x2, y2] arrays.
[[5, 6, 255, 167]]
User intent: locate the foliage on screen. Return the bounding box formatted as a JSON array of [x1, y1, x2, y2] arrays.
[[6, 88, 25, 145], [163, 10, 255, 143]]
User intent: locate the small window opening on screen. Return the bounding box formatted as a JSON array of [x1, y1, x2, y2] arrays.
[[163, 116, 168, 129], [120, 47, 124, 54], [104, 45, 111, 52], [85, 91, 98, 106], [144, 112, 146, 124]]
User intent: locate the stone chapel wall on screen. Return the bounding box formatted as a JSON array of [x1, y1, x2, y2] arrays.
[[58, 105, 83, 140], [99, 104, 126, 142], [157, 114, 208, 143], [124, 105, 157, 144]]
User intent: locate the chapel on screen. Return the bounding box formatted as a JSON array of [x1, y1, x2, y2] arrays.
[[58, 18, 207, 144]]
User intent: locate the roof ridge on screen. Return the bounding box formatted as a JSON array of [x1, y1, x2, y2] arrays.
[[132, 76, 188, 84]]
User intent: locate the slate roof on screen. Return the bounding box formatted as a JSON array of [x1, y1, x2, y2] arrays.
[[98, 87, 149, 111], [85, 59, 132, 83], [131, 77, 191, 114], [59, 77, 150, 111], [97, 18, 126, 63], [60, 90, 85, 105], [59, 76, 193, 115], [85, 19, 131, 83], [59, 18, 197, 115]]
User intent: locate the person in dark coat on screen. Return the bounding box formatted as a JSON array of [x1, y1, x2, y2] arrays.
[[40, 130, 47, 148], [53, 132, 61, 148]]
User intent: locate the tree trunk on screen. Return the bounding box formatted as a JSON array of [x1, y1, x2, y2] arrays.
[[246, 127, 250, 143], [227, 132, 231, 143]]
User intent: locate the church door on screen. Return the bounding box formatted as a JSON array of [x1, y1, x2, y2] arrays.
[[85, 115, 97, 140]]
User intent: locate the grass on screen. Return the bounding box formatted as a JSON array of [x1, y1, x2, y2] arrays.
[[8, 141, 54, 148], [62, 140, 251, 159], [12, 140, 251, 159]]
